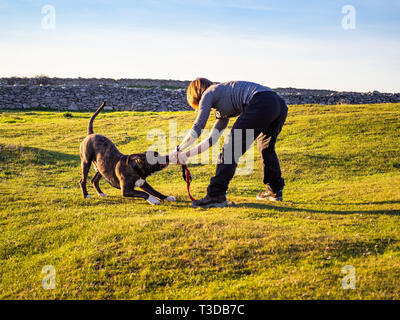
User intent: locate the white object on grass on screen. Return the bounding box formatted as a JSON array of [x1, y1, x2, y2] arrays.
[[147, 195, 161, 205]]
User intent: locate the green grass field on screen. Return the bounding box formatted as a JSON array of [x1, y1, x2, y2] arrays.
[[0, 103, 399, 299]]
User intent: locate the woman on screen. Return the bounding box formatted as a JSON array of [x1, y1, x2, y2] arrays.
[[169, 78, 288, 208]]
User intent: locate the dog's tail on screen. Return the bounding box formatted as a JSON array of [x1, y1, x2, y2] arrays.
[[88, 101, 106, 135]]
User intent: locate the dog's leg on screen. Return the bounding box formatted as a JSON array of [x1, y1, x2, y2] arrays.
[[140, 182, 176, 202], [121, 183, 161, 205], [79, 160, 92, 199], [91, 172, 107, 197]]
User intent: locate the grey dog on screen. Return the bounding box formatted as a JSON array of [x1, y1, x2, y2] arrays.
[[79, 102, 175, 205]]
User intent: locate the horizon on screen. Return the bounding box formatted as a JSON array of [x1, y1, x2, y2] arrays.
[[0, 0, 399, 92]]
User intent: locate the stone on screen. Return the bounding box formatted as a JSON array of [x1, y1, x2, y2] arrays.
[[159, 104, 168, 112], [68, 103, 79, 111]]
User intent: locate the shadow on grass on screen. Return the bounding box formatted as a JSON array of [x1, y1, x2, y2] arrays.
[[79, 195, 188, 209], [1, 109, 93, 117], [234, 202, 400, 216], [0, 144, 79, 167], [290, 200, 400, 206], [273, 237, 398, 262]]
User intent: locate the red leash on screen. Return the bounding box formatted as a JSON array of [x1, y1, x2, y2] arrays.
[[176, 146, 195, 201], [182, 164, 196, 201]]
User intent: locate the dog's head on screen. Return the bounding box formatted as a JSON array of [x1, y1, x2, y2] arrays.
[[127, 151, 169, 178]]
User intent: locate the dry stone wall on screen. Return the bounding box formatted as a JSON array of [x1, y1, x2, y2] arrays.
[[0, 77, 398, 111]]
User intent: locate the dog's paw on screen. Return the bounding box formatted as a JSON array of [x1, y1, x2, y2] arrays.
[[84, 195, 92, 200], [147, 195, 161, 205], [98, 193, 108, 198], [165, 196, 176, 202]]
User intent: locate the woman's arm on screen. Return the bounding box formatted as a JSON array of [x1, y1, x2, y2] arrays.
[[178, 128, 198, 151], [178, 92, 213, 151], [185, 118, 229, 158]]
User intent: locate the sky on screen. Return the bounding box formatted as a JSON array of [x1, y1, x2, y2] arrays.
[[0, 0, 399, 92]]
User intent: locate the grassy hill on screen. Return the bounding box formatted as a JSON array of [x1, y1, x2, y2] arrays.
[[0, 103, 399, 299]]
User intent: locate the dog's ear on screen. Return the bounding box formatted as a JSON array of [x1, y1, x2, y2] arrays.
[[127, 155, 143, 166]]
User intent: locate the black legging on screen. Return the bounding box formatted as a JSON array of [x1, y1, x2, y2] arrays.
[[207, 91, 288, 196]]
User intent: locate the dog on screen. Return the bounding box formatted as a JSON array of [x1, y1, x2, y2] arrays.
[[79, 102, 175, 205]]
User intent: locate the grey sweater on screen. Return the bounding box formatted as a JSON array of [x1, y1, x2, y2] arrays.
[[191, 81, 273, 136]]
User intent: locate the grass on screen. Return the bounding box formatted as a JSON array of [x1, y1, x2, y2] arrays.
[[0, 103, 399, 300]]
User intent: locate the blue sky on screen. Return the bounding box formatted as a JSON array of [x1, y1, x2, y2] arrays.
[[0, 0, 399, 92]]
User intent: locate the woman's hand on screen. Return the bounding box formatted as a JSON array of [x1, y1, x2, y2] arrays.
[[168, 150, 188, 165], [168, 150, 179, 164], [177, 151, 188, 165]]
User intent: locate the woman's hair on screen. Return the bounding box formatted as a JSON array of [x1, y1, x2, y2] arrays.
[[186, 78, 213, 109]]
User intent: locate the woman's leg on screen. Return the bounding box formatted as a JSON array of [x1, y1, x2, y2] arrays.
[[206, 123, 257, 197], [256, 99, 288, 194], [206, 92, 282, 198]]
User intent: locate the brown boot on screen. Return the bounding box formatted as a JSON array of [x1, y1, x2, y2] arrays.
[[256, 185, 283, 202]]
